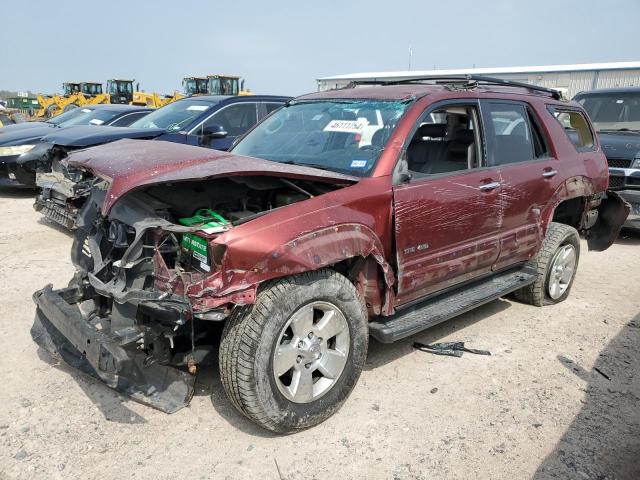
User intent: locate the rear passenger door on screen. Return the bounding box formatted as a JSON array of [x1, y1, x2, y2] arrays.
[[392, 101, 502, 305], [480, 100, 560, 269]]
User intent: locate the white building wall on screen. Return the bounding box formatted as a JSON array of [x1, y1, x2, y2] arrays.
[[317, 64, 640, 99]]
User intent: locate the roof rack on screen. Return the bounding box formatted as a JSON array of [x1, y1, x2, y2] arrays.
[[346, 74, 562, 100]]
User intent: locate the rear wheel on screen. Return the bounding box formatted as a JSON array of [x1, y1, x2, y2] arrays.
[[514, 222, 580, 306], [219, 269, 368, 433], [45, 105, 58, 119]]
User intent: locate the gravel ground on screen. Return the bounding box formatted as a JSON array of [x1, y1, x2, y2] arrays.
[[0, 188, 638, 480]]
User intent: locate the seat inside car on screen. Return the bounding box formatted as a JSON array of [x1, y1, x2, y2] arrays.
[[407, 123, 448, 173]]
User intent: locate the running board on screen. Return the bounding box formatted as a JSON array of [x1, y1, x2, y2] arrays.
[[369, 267, 538, 343]]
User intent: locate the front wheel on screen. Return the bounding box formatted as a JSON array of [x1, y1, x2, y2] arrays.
[[514, 222, 580, 306], [219, 269, 368, 433]]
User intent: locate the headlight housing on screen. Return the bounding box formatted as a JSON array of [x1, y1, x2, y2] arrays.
[[631, 156, 640, 169], [0, 145, 36, 157]]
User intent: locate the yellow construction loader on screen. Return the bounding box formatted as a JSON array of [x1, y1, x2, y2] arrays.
[[36, 82, 108, 118], [182, 76, 209, 95], [206, 74, 252, 96], [182, 74, 252, 96]]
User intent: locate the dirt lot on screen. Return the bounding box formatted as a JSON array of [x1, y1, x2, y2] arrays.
[[0, 188, 638, 480]]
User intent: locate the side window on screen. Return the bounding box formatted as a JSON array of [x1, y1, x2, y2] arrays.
[[108, 111, 149, 127], [406, 104, 481, 177], [201, 103, 258, 137], [485, 103, 535, 165], [527, 108, 550, 158], [265, 103, 283, 114], [550, 108, 595, 151]]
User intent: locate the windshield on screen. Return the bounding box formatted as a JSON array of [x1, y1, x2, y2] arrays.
[[129, 99, 214, 131], [82, 84, 102, 96], [231, 99, 412, 176], [184, 79, 208, 95], [56, 108, 123, 127], [576, 92, 640, 132], [208, 77, 239, 95], [46, 108, 89, 125], [108, 81, 133, 95]]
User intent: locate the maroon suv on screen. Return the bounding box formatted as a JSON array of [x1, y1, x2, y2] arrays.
[[31, 76, 628, 433]]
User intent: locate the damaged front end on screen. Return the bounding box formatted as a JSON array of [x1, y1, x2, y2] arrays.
[[34, 153, 89, 230], [32, 173, 344, 412]]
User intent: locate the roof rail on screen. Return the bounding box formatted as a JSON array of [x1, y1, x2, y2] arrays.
[[346, 74, 562, 100]]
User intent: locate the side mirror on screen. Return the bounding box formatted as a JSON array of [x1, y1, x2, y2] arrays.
[[202, 124, 228, 138]]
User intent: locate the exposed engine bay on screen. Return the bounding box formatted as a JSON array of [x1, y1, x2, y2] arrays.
[[31, 174, 344, 411]]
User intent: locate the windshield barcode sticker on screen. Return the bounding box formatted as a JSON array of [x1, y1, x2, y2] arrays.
[[323, 120, 365, 133], [89, 119, 104, 125], [187, 105, 208, 111]]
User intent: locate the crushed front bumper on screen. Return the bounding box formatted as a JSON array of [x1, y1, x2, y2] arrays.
[[31, 285, 195, 413]]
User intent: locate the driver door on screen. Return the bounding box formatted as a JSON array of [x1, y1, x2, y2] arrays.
[[392, 101, 502, 305]]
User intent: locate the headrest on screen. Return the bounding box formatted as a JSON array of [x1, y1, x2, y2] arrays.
[[414, 123, 446, 140], [449, 128, 475, 145]]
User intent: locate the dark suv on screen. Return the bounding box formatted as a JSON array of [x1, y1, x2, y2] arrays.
[[32, 76, 627, 433], [574, 87, 640, 228]]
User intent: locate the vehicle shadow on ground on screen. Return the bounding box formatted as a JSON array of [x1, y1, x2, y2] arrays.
[[35, 347, 148, 425], [365, 298, 512, 371], [197, 365, 280, 438], [615, 228, 640, 246], [36, 216, 74, 238], [533, 313, 640, 480], [0, 187, 36, 198]]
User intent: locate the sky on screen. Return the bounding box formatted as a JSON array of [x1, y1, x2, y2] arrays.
[[2, 0, 639, 97]]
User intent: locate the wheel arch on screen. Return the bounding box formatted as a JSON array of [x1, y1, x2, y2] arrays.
[[234, 223, 396, 316]]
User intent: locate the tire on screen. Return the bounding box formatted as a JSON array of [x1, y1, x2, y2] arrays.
[[513, 222, 580, 306], [45, 105, 58, 119], [219, 269, 368, 433]]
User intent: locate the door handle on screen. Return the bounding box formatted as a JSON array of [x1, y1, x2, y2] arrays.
[[479, 181, 501, 191], [542, 170, 558, 178]]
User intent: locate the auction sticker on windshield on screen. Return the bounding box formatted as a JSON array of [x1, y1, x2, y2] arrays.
[[323, 119, 365, 133], [187, 105, 208, 111]]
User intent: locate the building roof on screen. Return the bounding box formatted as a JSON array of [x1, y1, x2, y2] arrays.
[[318, 61, 640, 82]]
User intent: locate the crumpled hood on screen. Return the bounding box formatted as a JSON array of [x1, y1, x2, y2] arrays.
[[40, 125, 165, 147], [0, 125, 58, 146], [598, 131, 640, 161], [67, 139, 358, 214]]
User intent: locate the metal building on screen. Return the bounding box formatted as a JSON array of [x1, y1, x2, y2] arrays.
[[317, 61, 640, 98]]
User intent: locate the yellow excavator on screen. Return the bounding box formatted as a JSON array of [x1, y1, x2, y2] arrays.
[[36, 81, 108, 118], [182, 76, 209, 95], [207, 74, 252, 96], [106, 79, 182, 108], [131, 89, 183, 108], [182, 74, 252, 96]]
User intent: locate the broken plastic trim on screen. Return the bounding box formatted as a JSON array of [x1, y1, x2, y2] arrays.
[[31, 285, 195, 413], [586, 191, 630, 251]]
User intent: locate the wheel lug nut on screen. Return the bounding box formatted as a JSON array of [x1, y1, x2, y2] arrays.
[[305, 363, 311, 369], [308, 332, 314, 339], [298, 341, 304, 348], [296, 355, 302, 363]]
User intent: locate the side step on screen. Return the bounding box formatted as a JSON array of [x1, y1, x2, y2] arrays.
[[369, 267, 538, 343]]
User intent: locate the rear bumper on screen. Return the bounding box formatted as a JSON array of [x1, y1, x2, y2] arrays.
[[31, 285, 195, 413]]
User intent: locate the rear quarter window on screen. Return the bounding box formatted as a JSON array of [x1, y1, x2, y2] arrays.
[[548, 107, 595, 152]]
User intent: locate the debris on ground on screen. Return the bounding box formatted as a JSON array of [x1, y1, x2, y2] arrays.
[[413, 341, 492, 358]]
